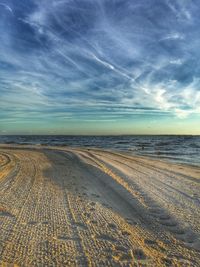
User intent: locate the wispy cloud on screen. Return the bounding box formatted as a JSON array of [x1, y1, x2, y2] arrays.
[[0, 3, 13, 14], [0, 0, 200, 133]]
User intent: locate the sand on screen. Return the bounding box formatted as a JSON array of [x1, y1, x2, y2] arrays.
[[0, 145, 200, 266]]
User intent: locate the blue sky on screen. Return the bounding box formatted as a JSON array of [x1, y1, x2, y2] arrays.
[[0, 0, 200, 134]]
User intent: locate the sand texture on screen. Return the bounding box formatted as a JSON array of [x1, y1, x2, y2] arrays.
[[0, 145, 200, 266]]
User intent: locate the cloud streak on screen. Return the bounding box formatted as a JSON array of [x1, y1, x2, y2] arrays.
[[0, 0, 200, 133], [0, 3, 13, 13]]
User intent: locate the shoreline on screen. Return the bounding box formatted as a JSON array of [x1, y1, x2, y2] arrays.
[[0, 145, 200, 266], [0, 135, 199, 167], [1, 143, 199, 168]]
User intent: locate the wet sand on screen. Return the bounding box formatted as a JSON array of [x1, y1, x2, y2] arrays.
[[0, 145, 200, 266]]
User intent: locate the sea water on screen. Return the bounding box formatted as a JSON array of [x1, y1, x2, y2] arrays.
[[0, 135, 199, 167]]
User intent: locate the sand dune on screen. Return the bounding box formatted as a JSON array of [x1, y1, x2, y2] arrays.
[[0, 145, 200, 266]]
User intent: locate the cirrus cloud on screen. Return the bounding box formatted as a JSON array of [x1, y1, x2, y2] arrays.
[[0, 0, 200, 132]]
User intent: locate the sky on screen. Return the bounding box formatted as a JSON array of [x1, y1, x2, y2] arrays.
[[0, 0, 200, 135]]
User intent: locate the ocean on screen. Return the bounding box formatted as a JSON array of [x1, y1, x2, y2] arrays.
[[0, 135, 199, 167]]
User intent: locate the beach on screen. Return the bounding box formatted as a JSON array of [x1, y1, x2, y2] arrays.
[[0, 145, 200, 266]]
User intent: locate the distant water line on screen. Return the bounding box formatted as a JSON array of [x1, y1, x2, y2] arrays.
[[0, 135, 199, 167]]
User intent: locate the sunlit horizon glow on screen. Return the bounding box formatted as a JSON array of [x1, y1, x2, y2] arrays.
[[0, 0, 200, 135]]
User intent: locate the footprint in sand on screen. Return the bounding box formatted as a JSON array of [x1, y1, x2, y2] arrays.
[[74, 222, 88, 230], [149, 208, 163, 216], [125, 218, 137, 225], [133, 248, 147, 261], [89, 207, 95, 212], [184, 231, 197, 244], [177, 230, 200, 251], [121, 230, 131, 237], [159, 214, 171, 220], [90, 220, 97, 225], [192, 240, 200, 251], [102, 203, 110, 208], [114, 245, 128, 253], [0, 210, 15, 218], [83, 212, 90, 218], [91, 193, 100, 198], [170, 227, 185, 235], [119, 253, 133, 261], [108, 223, 117, 229], [160, 219, 177, 227], [161, 257, 173, 266], [96, 233, 117, 243], [42, 221, 49, 225], [113, 250, 133, 262], [56, 235, 80, 242], [28, 221, 38, 225], [144, 239, 157, 246]]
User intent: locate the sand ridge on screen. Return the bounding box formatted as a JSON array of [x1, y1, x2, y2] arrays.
[[0, 145, 200, 266]]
